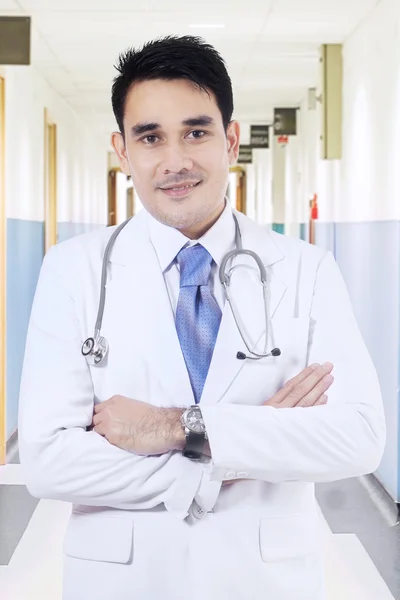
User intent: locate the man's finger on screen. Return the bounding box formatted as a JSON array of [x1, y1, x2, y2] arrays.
[[92, 412, 104, 427], [295, 374, 333, 407], [313, 394, 328, 406], [269, 364, 319, 405], [287, 363, 333, 406], [93, 423, 107, 436]]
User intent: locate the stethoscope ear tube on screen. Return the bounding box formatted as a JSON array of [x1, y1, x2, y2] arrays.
[[237, 348, 281, 360]]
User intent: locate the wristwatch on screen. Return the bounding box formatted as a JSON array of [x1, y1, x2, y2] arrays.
[[180, 405, 208, 460]]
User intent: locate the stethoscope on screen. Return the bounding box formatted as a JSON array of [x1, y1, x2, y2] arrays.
[[81, 212, 281, 366]]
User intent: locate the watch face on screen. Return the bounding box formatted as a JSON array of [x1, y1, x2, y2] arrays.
[[186, 408, 205, 434]]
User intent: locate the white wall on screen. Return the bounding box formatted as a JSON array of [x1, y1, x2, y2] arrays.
[[336, 0, 400, 501], [341, 0, 400, 223], [0, 65, 108, 225], [284, 135, 301, 236], [294, 1, 400, 500], [297, 91, 341, 226], [298, 96, 317, 225]]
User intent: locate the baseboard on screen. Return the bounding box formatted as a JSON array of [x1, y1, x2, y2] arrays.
[[6, 429, 18, 463], [359, 472, 400, 527]]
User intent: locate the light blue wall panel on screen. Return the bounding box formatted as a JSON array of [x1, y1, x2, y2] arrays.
[[6, 220, 103, 440], [299, 223, 308, 242], [335, 221, 400, 501], [6, 219, 44, 439], [57, 222, 102, 242], [314, 222, 336, 254]]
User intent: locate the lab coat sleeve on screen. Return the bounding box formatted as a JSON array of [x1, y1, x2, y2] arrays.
[[18, 246, 202, 519], [201, 250, 386, 483]]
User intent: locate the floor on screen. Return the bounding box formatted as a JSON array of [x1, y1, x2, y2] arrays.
[[0, 459, 397, 600]]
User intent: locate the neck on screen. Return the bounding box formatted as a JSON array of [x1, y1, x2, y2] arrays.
[[180, 200, 226, 240]]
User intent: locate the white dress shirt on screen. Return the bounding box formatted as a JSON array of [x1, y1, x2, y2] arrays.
[[147, 200, 236, 314]]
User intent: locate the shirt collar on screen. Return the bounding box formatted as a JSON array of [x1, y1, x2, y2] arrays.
[[147, 199, 236, 272]]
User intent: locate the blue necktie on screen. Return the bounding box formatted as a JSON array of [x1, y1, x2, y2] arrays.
[[175, 244, 222, 403]]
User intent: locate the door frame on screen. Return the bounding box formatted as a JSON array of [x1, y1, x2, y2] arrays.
[[0, 76, 6, 464], [108, 168, 118, 226], [44, 108, 57, 252], [229, 165, 247, 214], [108, 167, 132, 225]]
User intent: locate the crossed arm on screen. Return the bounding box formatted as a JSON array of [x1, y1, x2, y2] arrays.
[[89, 361, 335, 458], [18, 246, 386, 518]]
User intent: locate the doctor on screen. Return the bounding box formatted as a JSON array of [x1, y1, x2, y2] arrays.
[[18, 36, 385, 600]]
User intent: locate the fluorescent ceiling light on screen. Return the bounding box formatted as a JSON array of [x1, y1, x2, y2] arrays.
[[189, 24, 225, 29]]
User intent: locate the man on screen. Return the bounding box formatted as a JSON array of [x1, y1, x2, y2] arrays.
[[18, 36, 385, 600]]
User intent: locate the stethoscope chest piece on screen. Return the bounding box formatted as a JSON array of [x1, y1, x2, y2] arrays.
[[81, 335, 109, 366]]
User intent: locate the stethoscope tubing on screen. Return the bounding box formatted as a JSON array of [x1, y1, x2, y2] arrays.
[[82, 210, 276, 365]]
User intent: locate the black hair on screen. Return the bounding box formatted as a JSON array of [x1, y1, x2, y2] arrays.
[[111, 35, 234, 138]]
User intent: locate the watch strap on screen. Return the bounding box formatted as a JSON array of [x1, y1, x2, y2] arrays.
[[182, 429, 205, 460]]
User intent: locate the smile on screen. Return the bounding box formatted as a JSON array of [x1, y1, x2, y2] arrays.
[[159, 181, 201, 197], [166, 184, 196, 190]]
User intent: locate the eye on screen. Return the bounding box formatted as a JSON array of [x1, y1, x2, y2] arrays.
[[141, 135, 159, 145], [187, 130, 207, 139]]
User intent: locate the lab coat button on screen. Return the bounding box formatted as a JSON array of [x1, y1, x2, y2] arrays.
[[192, 504, 206, 519], [237, 472, 248, 478]]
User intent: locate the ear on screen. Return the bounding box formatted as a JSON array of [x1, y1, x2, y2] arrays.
[[226, 121, 240, 166], [111, 131, 131, 176]]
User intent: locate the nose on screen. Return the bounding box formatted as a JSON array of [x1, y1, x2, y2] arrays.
[[160, 142, 194, 174]]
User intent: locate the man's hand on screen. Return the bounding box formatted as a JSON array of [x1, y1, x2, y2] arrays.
[[91, 396, 185, 455], [222, 362, 334, 486], [264, 362, 334, 408]]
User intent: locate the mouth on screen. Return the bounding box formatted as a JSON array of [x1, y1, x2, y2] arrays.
[[159, 181, 202, 198]]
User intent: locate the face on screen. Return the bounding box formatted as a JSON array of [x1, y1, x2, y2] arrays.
[[111, 78, 240, 238]]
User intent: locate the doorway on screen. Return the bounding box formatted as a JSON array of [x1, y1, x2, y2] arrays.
[[228, 166, 247, 214], [108, 168, 136, 225]]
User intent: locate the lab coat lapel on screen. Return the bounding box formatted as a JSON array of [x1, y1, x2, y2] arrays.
[[107, 212, 195, 405], [200, 215, 287, 406]]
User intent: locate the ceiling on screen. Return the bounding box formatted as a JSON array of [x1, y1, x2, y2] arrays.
[[0, 0, 380, 146]]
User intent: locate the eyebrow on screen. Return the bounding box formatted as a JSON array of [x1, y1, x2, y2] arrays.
[[130, 115, 215, 137], [130, 122, 159, 137], [182, 115, 215, 127]]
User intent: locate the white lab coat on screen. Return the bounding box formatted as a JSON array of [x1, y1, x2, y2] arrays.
[[18, 208, 386, 600]]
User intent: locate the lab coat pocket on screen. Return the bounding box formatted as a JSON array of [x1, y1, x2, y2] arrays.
[[259, 513, 318, 562], [63, 511, 134, 564]]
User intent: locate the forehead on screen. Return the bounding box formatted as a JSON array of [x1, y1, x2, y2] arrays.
[[123, 78, 221, 125]]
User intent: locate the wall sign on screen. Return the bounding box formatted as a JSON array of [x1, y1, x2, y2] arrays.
[[0, 17, 31, 65], [250, 125, 270, 148], [273, 108, 297, 136], [238, 145, 253, 164]]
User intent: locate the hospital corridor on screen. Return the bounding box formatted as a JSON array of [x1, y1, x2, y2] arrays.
[[1, 0, 400, 599]]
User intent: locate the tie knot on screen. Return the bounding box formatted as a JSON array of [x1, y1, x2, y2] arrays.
[[176, 244, 213, 287]]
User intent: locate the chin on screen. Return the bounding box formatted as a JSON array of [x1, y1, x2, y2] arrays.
[[161, 212, 199, 231], [155, 204, 210, 231]]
